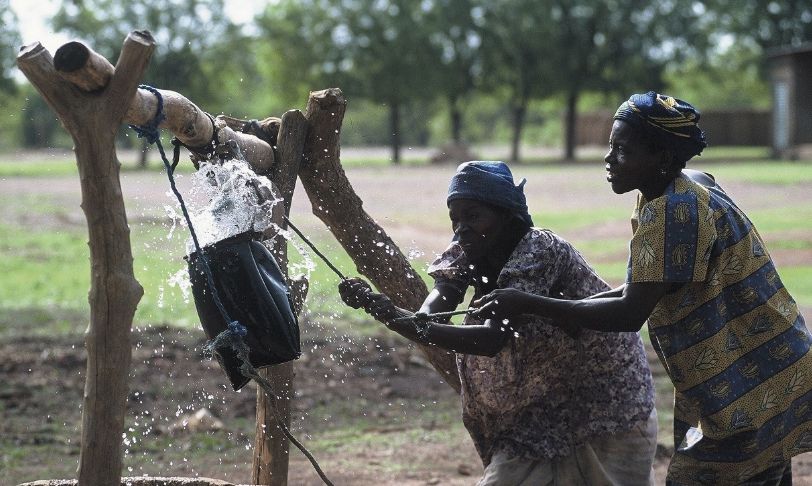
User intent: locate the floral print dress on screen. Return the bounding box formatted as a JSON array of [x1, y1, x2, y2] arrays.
[[428, 228, 655, 465]]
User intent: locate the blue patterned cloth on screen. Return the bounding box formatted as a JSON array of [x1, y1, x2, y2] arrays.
[[614, 91, 707, 164], [447, 161, 533, 226], [628, 174, 812, 484]]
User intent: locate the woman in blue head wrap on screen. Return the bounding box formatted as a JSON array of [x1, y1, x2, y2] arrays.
[[473, 93, 812, 486], [339, 161, 658, 485]]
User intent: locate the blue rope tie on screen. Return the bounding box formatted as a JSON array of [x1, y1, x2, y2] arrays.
[[128, 85, 166, 144]]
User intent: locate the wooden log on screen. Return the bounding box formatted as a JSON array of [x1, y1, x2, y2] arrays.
[[18, 32, 150, 486], [218, 115, 281, 148], [53, 41, 113, 91], [51, 40, 274, 171], [298, 88, 461, 392], [253, 109, 310, 486], [214, 123, 274, 174]]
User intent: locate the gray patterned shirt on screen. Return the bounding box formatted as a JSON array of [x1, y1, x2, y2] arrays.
[[428, 228, 655, 464]]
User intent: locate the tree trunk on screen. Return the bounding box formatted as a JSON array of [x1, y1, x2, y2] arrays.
[[389, 101, 401, 164], [17, 33, 151, 486], [564, 89, 579, 161], [449, 94, 462, 144], [510, 101, 527, 163]]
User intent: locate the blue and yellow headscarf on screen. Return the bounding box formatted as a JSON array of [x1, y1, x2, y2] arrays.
[[614, 91, 707, 164]]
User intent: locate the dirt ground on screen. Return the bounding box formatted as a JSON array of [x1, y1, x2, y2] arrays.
[[1, 318, 477, 485], [4, 320, 812, 485], [3, 151, 812, 484]]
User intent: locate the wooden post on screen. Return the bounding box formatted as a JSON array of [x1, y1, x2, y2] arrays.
[[252, 110, 310, 485], [17, 32, 151, 486], [299, 88, 461, 392]]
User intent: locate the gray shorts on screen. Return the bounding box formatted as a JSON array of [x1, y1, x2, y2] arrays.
[[477, 408, 658, 486]]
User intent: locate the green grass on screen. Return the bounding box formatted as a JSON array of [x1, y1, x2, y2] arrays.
[[698, 146, 771, 161], [0, 149, 419, 176], [693, 160, 812, 185], [0, 150, 197, 178], [533, 207, 630, 233], [0, 220, 204, 332], [0, 158, 79, 177], [2, 155, 811, 339], [745, 205, 812, 232], [778, 266, 812, 304], [0, 224, 90, 310], [0, 217, 385, 337]]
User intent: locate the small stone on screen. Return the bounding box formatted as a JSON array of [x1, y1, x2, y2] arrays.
[[457, 463, 474, 476]]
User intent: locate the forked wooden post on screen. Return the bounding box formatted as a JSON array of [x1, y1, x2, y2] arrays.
[[17, 32, 151, 486]]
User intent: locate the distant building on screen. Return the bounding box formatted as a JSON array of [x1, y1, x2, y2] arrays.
[[576, 109, 770, 149], [768, 43, 812, 159]]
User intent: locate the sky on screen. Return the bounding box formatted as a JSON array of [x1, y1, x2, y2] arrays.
[[9, 0, 264, 52], [10, 0, 69, 52]]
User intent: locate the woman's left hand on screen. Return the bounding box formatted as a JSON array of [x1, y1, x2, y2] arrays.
[[471, 288, 537, 321]]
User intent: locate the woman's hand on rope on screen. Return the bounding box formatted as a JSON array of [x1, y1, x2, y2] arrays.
[[338, 277, 374, 309], [471, 288, 538, 321], [472, 288, 584, 339], [338, 277, 400, 323]]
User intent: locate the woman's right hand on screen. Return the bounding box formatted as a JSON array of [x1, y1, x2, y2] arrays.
[[338, 277, 375, 309], [338, 277, 400, 323]]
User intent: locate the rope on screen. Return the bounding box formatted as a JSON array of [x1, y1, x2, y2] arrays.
[[130, 86, 334, 486], [390, 309, 473, 323], [282, 215, 346, 280], [205, 324, 334, 485], [278, 216, 475, 326]]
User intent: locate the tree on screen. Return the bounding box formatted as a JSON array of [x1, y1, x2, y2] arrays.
[[253, 0, 338, 112], [476, 0, 716, 162], [3, 4, 65, 150], [0, 0, 21, 95], [51, 0, 247, 167], [708, 0, 812, 50], [257, 0, 441, 164], [424, 0, 481, 145], [476, 0, 558, 162], [552, 1, 660, 160], [669, 0, 812, 111], [664, 41, 771, 110], [21, 87, 61, 148]]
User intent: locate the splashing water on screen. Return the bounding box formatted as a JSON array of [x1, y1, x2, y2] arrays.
[[182, 157, 282, 254], [166, 268, 192, 304]]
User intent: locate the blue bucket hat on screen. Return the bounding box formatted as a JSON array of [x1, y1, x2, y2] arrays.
[[614, 91, 707, 164], [447, 161, 533, 226]]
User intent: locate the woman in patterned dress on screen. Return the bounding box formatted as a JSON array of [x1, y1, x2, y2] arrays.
[[473, 92, 812, 486], [339, 160, 658, 485]]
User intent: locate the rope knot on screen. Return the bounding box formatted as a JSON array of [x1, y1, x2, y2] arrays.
[[128, 84, 166, 144], [228, 320, 248, 337]]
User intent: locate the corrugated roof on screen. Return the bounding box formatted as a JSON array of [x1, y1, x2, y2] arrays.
[[767, 42, 812, 59]]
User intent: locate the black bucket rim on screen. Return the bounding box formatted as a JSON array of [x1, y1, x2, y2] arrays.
[[184, 231, 265, 262]]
